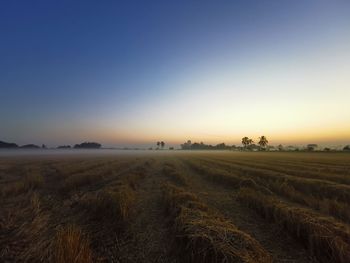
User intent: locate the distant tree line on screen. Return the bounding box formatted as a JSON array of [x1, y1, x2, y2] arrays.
[[74, 142, 101, 149], [0, 140, 102, 149], [57, 145, 71, 149], [1, 139, 350, 152], [181, 140, 235, 150], [180, 138, 350, 152], [0, 141, 19, 148], [0, 141, 41, 149]]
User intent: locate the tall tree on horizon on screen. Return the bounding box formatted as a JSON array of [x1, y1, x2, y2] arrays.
[[156, 141, 160, 149], [258, 136, 269, 150], [161, 141, 165, 149], [242, 137, 253, 148]]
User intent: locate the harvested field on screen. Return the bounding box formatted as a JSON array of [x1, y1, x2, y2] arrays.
[[0, 151, 349, 262]]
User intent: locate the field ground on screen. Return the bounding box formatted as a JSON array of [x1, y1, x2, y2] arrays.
[[1, 151, 350, 263]]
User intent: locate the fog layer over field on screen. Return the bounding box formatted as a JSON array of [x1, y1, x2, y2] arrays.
[[0, 149, 160, 157]]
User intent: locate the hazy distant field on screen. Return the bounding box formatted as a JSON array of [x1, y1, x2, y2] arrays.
[[1, 151, 350, 263]]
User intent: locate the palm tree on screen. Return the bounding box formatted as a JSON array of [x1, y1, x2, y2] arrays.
[[161, 141, 165, 149], [247, 138, 254, 146], [258, 136, 268, 150], [242, 137, 249, 148], [156, 141, 160, 149], [242, 137, 253, 148]]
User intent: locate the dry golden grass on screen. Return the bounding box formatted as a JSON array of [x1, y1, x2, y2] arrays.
[[1, 191, 52, 262], [207, 156, 350, 185], [52, 225, 93, 263], [61, 172, 102, 192], [198, 157, 350, 203], [83, 185, 136, 222], [1, 173, 44, 196], [189, 158, 350, 222], [186, 159, 242, 187], [237, 187, 350, 263], [163, 183, 272, 263], [1, 152, 350, 262], [163, 162, 188, 185], [268, 179, 350, 223]]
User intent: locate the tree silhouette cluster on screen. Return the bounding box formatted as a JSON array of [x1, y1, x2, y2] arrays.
[[74, 142, 101, 149], [181, 140, 234, 150], [0, 141, 18, 148], [156, 141, 165, 149], [0, 141, 41, 149], [20, 144, 41, 149], [57, 145, 71, 149], [241, 136, 269, 150]]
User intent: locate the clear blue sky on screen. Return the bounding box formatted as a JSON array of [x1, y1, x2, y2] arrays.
[[1, 1, 350, 147]]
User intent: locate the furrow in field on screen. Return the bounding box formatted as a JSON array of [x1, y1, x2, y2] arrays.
[[76, 160, 152, 262], [0, 159, 150, 262], [180, 156, 350, 263], [173, 157, 315, 263], [186, 158, 350, 223], [252, 158, 350, 174], [237, 187, 350, 263], [116, 158, 177, 263], [193, 157, 350, 202], [162, 179, 272, 262], [198, 155, 350, 185]]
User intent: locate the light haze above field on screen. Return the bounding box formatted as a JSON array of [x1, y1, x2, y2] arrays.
[[1, 1, 350, 147]]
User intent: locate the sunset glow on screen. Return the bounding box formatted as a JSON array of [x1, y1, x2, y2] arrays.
[[1, 1, 349, 147]]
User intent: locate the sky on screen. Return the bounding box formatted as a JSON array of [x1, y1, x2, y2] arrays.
[[1, 1, 350, 148]]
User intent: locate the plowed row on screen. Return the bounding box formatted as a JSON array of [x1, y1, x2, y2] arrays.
[[0, 151, 349, 262]]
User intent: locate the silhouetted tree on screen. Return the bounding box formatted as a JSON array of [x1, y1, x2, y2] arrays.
[[216, 143, 226, 149], [242, 137, 249, 148], [307, 144, 318, 151], [258, 136, 268, 150], [277, 144, 284, 151], [161, 141, 165, 149], [0, 141, 18, 148], [343, 145, 350, 151], [57, 145, 71, 149], [181, 140, 192, 150], [74, 142, 101, 149], [242, 137, 253, 150], [20, 144, 40, 149], [156, 141, 160, 149]]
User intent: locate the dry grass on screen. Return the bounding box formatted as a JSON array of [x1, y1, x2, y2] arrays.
[[187, 160, 242, 187], [268, 179, 350, 223], [52, 225, 93, 263], [201, 158, 350, 202], [1, 173, 44, 196], [190, 159, 350, 222], [163, 162, 188, 185], [61, 172, 102, 192], [1, 191, 52, 262], [163, 183, 272, 263], [209, 157, 350, 185], [122, 166, 148, 190], [82, 185, 136, 222], [1, 152, 350, 262], [237, 187, 350, 263]]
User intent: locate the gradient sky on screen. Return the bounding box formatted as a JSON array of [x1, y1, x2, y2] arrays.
[[1, 1, 350, 147]]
